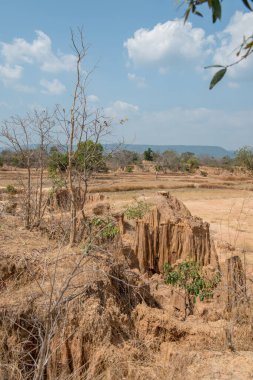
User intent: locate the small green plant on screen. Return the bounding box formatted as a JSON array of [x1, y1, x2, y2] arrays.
[[200, 170, 208, 177], [6, 184, 17, 195], [49, 173, 66, 193], [155, 165, 162, 172], [125, 200, 151, 220], [125, 166, 133, 173], [91, 217, 119, 239], [164, 260, 221, 318]]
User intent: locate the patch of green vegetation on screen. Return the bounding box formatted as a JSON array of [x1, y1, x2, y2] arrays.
[[91, 217, 119, 239], [164, 260, 221, 316], [125, 166, 133, 173], [6, 184, 17, 195], [125, 200, 151, 220]]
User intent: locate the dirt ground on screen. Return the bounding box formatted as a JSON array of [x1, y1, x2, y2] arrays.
[[1, 167, 253, 258], [1, 167, 253, 379]]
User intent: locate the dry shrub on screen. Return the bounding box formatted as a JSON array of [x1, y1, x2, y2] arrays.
[[0, 308, 42, 380]]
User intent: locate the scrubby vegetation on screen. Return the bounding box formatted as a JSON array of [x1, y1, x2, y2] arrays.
[[164, 261, 221, 317], [125, 200, 151, 220]]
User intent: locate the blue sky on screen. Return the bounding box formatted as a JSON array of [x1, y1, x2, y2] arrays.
[[0, 0, 252, 149]]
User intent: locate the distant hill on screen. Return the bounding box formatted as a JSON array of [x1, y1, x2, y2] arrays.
[[105, 144, 235, 158]]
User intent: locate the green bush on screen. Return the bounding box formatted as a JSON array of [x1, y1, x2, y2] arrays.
[[91, 217, 119, 239], [6, 184, 17, 195], [125, 166, 133, 173], [49, 173, 66, 192], [164, 260, 221, 317], [48, 150, 68, 176], [125, 200, 151, 220], [200, 170, 208, 177]]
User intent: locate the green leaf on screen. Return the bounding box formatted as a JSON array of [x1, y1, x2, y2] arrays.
[[209, 68, 227, 90], [244, 41, 253, 50], [241, 0, 253, 11], [212, 0, 222, 23], [194, 11, 203, 17]]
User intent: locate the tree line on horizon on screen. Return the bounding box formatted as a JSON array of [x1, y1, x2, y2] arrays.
[[0, 143, 252, 175]]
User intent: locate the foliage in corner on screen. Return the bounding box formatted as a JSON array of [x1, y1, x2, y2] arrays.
[[184, 0, 252, 25], [182, 0, 253, 89]]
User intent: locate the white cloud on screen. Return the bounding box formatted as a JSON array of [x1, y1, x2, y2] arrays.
[[1, 31, 76, 73], [105, 100, 139, 119], [128, 73, 147, 88], [213, 11, 253, 80], [125, 11, 253, 82], [124, 19, 214, 68], [87, 94, 99, 103], [40, 78, 66, 95], [0, 64, 23, 80]]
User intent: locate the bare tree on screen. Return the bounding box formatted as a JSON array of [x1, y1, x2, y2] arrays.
[[55, 29, 111, 245], [1, 109, 54, 229]]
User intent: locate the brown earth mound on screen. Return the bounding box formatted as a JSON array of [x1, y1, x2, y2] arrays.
[[133, 192, 219, 273]]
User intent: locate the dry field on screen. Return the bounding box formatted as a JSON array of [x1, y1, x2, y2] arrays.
[[1, 167, 253, 259], [90, 171, 253, 260]]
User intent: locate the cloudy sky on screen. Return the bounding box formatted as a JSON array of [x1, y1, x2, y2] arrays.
[[0, 0, 252, 149]]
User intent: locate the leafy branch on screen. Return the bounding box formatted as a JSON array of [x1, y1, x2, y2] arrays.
[[205, 34, 253, 89], [182, 0, 253, 89], [183, 0, 252, 24]]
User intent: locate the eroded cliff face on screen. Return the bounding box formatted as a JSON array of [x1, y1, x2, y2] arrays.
[[133, 192, 219, 273]]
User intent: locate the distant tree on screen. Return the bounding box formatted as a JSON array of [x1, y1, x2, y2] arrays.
[[107, 149, 140, 170], [48, 149, 68, 175], [235, 146, 253, 172], [54, 29, 111, 245], [220, 155, 234, 170], [180, 152, 195, 162], [159, 150, 181, 172], [143, 147, 154, 161], [1, 109, 54, 228], [75, 140, 106, 174], [199, 154, 217, 167], [181, 152, 199, 172], [0, 155, 3, 167], [199, 154, 235, 170]]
